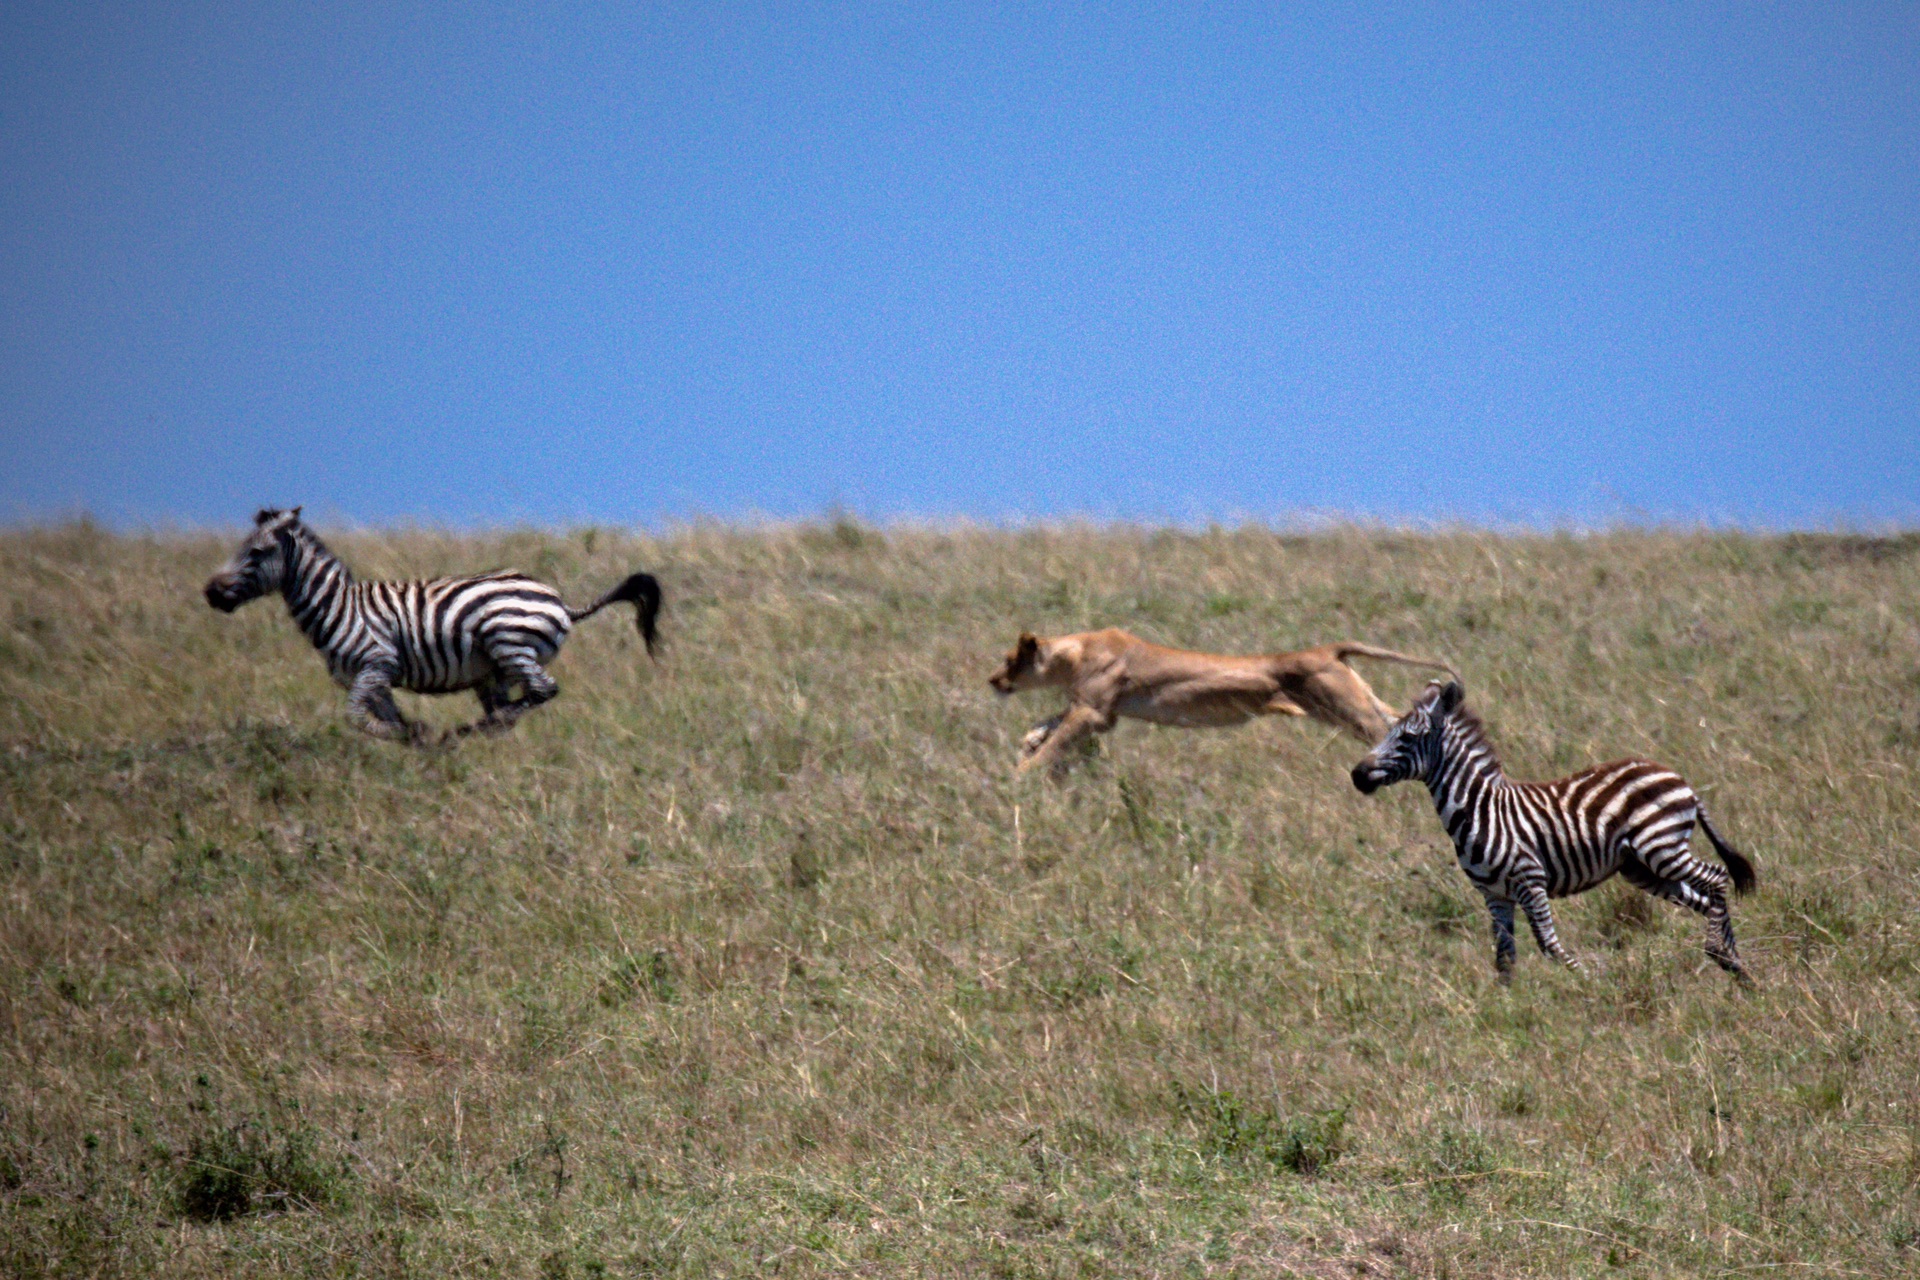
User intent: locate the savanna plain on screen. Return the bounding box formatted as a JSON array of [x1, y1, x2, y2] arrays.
[[4, 521, 1919, 1278]]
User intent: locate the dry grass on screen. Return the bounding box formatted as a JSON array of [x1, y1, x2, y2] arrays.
[[3, 519, 1919, 1277]]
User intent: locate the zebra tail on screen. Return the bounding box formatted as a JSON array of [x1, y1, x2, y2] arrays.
[[1697, 805, 1757, 894], [570, 572, 663, 656]]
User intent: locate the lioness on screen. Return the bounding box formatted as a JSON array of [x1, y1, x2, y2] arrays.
[[988, 628, 1453, 775]]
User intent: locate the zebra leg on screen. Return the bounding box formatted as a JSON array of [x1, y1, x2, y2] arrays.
[[1514, 882, 1583, 973], [346, 664, 424, 744], [1485, 897, 1518, 984], [467, 645, 559, 734], [1616, 854, 1700, 914], [445, 678, 517, 741], [1678, 865, 1747, 977], [1626, 854, 1748, 978]]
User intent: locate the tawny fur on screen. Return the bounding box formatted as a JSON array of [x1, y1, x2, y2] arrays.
[[987, 628, 1453, 776]]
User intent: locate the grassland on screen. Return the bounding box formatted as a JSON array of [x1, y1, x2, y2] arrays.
[[2, 519, 1919, 1278]]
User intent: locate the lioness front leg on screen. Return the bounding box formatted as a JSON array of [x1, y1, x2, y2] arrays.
[[1019, 713, 1066, 761], [1016, 704, 1113, 776]]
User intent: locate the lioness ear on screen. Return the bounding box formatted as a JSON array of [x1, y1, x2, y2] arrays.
[[1016, 632, 1038, 656], [1438, 680, 1465, 713]]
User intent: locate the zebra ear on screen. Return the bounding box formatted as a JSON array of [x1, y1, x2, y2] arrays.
[[289, 506, 303, 521], [1437, 680, 1465, 713], [254, 508, 277, 526]]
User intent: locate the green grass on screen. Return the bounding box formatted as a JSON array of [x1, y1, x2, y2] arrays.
[[3, 519, 1919, 1276]]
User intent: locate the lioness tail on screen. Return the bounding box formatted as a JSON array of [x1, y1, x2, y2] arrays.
[[1330, 642, 1456, 676]]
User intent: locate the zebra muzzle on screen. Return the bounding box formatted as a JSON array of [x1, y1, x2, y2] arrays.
[[204, 578, 245, 612]]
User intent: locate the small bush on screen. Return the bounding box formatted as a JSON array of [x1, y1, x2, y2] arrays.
[[1425, 1126, 1495, 1180], [788, 841, 827, 890], [800, 512, 881, 553], [1025, 937, 1142, 1009], [1171, 1083, 1348, 1175], [600, 950, 676, 1006], [176, 1117, 341, 1221]]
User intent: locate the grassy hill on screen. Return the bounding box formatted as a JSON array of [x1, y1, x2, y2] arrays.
[[3, 520, 1918, 1277]]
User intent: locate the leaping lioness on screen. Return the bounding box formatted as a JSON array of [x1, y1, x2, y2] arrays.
[[205, 508, 661, 744], [987, 627, 1453, 775]]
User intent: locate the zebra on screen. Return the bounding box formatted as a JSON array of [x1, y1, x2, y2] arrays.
[[1350, 679, 1756, 983], [204, 507, 661, 744]]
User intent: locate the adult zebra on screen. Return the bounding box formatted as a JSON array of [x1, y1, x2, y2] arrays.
[[1351, 680, 1755, 983], [205, 508, 661, 744]]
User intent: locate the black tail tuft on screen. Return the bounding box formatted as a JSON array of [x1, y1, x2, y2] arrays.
[[576, 572, 663, 656], [1698, 807, 1757, 894]]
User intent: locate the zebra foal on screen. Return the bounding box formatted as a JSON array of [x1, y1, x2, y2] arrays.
[[205, 508, 661, 744], [1351, 680, 1755, 983]]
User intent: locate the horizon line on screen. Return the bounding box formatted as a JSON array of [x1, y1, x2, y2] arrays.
[[6, 506, 1919, 540]]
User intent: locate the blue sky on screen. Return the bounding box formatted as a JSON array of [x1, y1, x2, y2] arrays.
[[2, 3, 1916, 529]]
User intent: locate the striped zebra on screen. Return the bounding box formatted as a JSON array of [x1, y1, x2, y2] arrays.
[[204, 508, 661, 744], [1350, 680, 1755, 983]]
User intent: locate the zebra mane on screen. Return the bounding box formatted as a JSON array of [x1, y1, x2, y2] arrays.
[[282, 515, 342, 568], [1441, 698, 1503, 770]]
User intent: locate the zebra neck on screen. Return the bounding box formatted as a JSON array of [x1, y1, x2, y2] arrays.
[[280, 530, 355, 647], [1426, 720, 1505, 818]]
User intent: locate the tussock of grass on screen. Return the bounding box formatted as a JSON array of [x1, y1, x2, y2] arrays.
[[2, 521, 1919, 1276], [1171, 1082, 1350, 1176], [175, 1111, 341, 1222]]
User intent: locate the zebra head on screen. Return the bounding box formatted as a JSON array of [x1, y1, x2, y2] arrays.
[[1351, 678, 1463, 794], [204, 507, 303, 612]]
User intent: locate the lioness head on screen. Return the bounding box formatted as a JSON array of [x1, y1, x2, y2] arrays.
[[988, 632, 1046, 695]]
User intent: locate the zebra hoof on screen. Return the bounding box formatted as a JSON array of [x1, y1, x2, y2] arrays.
[[1707, 949, 1751, 983]]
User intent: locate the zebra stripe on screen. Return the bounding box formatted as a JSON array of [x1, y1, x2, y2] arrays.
[[206, 508, 660, 743], [1352, 680, 1755, 983]]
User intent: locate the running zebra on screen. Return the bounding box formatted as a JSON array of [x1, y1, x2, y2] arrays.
[[204, 508, 661, 744], [1350, 680, 1755, 983]]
